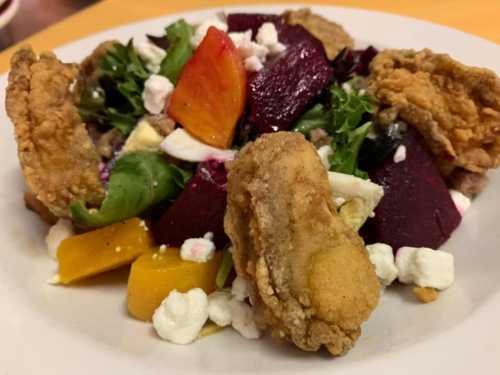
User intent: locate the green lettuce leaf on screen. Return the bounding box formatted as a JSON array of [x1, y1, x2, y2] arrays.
[[292, 80, 375, 178], [70, 152, 191, 227], [159, 19, 194, 84], [79, 40, 149, 135], [292, 103, 331, 135]]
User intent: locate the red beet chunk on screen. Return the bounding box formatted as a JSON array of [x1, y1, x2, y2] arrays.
[[152, 160, 229, 249], [361, 127, 461, 251], [244, 25, 333, 134], [227, 13, 284, 38]]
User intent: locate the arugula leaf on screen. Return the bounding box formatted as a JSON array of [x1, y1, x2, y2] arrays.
[[215, 249, 234, 290], [292, 103, 331, 135], [70, 152, 191, 227], [292, 80, 375, 178], [79, 40, 149, 135], [159, 19, 194, 84], [327, 83, 375, 177]]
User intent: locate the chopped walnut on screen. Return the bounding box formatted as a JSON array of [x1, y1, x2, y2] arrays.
[[413, 286, 439, 303], [447, 169, 489, 198], [309, 128, 332, 148], [146, 114, 176, 137]]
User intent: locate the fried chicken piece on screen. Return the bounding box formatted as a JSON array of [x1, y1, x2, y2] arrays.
[[283, 8, 353, 59], [368, 49, 500, 176], [224, 132, 380, 355], [6, 47, 105, 218]]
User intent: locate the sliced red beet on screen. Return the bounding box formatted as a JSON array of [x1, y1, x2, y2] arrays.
[[243, 25, 333, 134], [361, 127, 461, 251], [152, 160, 229, 249]]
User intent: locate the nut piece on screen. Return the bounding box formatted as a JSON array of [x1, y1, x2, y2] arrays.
[[413, 286, 439, 303]]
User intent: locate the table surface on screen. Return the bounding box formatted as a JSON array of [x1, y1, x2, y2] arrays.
[[0, 0, 498, 72]]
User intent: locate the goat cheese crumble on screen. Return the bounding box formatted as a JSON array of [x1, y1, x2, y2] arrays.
[[229, 299, 261, 339], [134, 38, 167, 74], [366, 243, 398, 286], [396, 247, 455, 290], [231, 276, 250, 301], [142, 74, 174, 114], [393, 145, 407, 163], [152, 288, 209, 345], [180, 235, 216, 263], [449, 189, 471, 216], [191, 17, 228, 48], [45, 219, 74, 259], [207, 290, 232, 327], [229, 22, 286, 72]]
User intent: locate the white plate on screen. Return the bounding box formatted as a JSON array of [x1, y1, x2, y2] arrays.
[[0, 4, 499, 374]]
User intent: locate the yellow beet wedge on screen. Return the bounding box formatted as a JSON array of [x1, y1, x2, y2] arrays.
[[127, 248, 222, 321], [57, 218, 153, 284]]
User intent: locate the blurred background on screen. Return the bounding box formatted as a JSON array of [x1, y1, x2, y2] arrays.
[[0, 0, 97, 50]]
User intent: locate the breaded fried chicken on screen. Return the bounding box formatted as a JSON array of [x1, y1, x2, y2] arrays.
[[283, 8, 353, 59], [368, 49, 500, 176], [224, 132, 380, 355], [6, 47, 105, 217]]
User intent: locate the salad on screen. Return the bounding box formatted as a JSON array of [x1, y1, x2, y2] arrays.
[[5, 8, 500, 356]]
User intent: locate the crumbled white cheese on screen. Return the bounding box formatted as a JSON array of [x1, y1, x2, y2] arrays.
[[229, 30, 268, 61], [230, 299, 261, 339], [327, 171, 384, 230], [45, 219, 74, 259], [317, 145, 333, 170], [449, 189, 471, 216], [393, 145, 407, 163], [256, 22, 278, 45], [180, 237, 216, 263], [207, 290, 232, 327], [244, 55, 264, 72], [255, 22, 286, 56], [231, 276, 250, 302], [46, 274, 61, 285], [366, 243, 398, 286], [191, 17, 228, 48], [134, 38, 167, 74], [142, 74, 174, 114], [229, 23, 285, 72], [395, 246, 418, 284], [152, 289, 208, 345], [159, 245, 167, 253], [160, 128, 237, 162], [396, 246, 455, 290], [341, 82, 353, 94], [413, 248, 454, 290], [120, 119, 164, 155], [203, 232, 214, 241]]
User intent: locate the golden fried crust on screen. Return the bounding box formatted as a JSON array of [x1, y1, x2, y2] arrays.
[[283, 8, 353, 59], [6, 47, 104, 217], [224, 132, 380, 356], [368, 49, 500, 175]]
